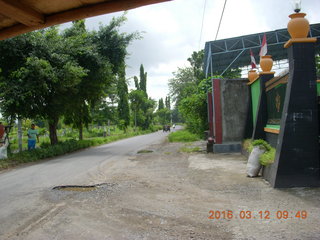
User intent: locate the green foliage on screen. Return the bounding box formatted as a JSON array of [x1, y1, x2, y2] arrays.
[[129, 64, 155, 130], [260, 147, 276, 166], [179, 146, 201, 153], [244, 139, 275, 166], [168, 50, 208, 135], [169, 67, 198, 105], [187, 50, 205, 81], [165, 96, 171, 110], [139, 64, 147, 95], [1, 128, 156, 170], [117, 70, 130, 130], [155, 108, 170, 125], [158, 98, 164, 110], [178, 92, 207, 135], [0, 15, 139, 144], [93, 13, 141, 75], [242, 139, 253, 152], [252, 139, 272, 152], [168, 49, 242, 136], [168, 130, 199, 142]]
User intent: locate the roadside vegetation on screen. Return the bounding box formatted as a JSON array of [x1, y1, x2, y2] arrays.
[[242, 139, 276, 166], [179, 145, 201, 153], [0, 127, 160, 170], [0, 14, 172, 169], [168, 130, 199, 142], [168, 50, 241, 136]]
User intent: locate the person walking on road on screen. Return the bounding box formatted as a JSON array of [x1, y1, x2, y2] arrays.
[[27, 124, 39, 150]]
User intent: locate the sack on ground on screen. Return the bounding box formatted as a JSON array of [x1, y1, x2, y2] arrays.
[[246, 146, 265, 177]]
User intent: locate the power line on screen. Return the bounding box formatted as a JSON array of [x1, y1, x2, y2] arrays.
[[215, 0, 228, 41], [198, 0, 207, 50]]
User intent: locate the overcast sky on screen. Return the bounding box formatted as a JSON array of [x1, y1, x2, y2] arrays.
[[74, 0, 320, 101]]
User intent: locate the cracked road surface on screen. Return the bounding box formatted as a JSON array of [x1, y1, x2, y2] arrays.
[[1, 128, 320, 239]]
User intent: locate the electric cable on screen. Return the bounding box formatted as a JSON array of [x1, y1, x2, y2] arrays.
[[215, 0, 228, 41], [198, 0, 207, 50]]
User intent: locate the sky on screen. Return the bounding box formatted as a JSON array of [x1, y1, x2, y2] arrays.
[[67, 0, 320, 101]]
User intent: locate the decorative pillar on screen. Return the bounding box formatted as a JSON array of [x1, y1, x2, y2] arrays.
[[248, 69, 259, 83], [252, 56, 275, 140], [269, 9, 320, 188]]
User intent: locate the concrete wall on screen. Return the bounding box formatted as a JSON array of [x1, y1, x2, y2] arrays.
[[220, 79, 249, 143]]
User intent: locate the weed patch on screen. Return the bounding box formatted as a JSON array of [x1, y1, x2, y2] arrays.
[[168, 130, 199, 142]]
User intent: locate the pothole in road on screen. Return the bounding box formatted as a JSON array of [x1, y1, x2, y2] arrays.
[[52, 183, 110, 192], [137, 149, 153, 154]]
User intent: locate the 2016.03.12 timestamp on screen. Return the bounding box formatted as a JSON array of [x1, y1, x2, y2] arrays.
[[208, 210, 308, 220]]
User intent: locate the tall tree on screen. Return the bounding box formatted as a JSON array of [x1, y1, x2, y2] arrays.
[[158, 98, 164, 110], [165, 96, 171, 110], [62, 20, 114, 140], [138, 64, 147, 95], [129, 89, 147, 130], [134, 76, 140, 90], [188, 50, 205, 82], [117, 68, 130, 131]]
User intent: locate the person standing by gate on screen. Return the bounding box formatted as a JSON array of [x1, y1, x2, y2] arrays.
[[27, 124, 39, 150]]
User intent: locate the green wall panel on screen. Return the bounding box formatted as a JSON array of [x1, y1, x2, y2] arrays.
[[251, 79, 260, 127]]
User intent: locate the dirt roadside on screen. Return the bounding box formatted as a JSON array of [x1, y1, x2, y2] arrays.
[[8, 140, 320, 240]]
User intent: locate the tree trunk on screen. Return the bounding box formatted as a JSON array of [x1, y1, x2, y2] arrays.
[[17, 118, 23, 152], [49, 119, 59, 145], [78, 124, 83, 140], [134, 108, 137, 132]]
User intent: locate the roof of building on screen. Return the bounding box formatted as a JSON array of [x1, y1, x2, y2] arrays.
[[204, 23, 320, 77], [0, 0, 171, 40]]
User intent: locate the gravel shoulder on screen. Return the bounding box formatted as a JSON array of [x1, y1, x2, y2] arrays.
[[2, 139, 320, 240]]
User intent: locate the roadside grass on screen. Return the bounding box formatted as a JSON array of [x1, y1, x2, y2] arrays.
[[179, 146, 201, 153], [168, 130, 199, 142], [0, 129, 157, 170]]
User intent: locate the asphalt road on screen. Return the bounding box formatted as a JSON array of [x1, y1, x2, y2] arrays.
[[2, 126, 318, 240], [0, 129, 172, 239]]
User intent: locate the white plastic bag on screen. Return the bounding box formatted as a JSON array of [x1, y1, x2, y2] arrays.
[[246, 146, 265, 177]]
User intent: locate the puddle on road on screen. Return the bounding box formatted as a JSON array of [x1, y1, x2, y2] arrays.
[[53, 185, 97, 192]]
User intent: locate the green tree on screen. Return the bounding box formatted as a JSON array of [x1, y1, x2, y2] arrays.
[[168, 50, 219, 135], [139, 64, 147, 95], [62, 20, 114, 140], [117, 69, 130, 131], [134, 76, 140, 90], [0, 28, 87, 144], [158, 98, 164, 110], [168, 67, 198, 107], [129, 89, 146, 130], [188, 50, 205, 81], [165, 96, 171, 110]]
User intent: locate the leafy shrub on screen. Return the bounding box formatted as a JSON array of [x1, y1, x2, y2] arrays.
[[168, 130, 199, 142], [242, 139, 252, 152], [252, 139, 272, 152], [259, 147, 276, 166], [1, 129, 158, 170], [244, 139, 275, 166], [179, 146, 201, 153]]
